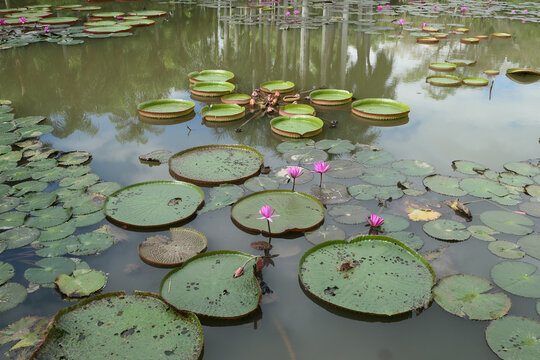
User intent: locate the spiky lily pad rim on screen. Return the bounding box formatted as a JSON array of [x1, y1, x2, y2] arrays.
[[270, 115, 324, 138], [200, 104, 245, 122], [137, 99, 195, 119], [351, 98, 411, 120], [231, 190, 325, 235], [309, 89, 353, 105], [30, 291, 203, 359], [187, 70, 235, 84], [160, 250, 262, 319], [168, 144, 264, 185]]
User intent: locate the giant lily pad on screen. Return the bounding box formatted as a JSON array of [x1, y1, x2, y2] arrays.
[[423, 219, 471, 241], [491, 261, 540, 298], [299, 236, 435, 316], [260, 80, 295, 93], [198, 184, 244, 214], [278, 104, 315, 117], [188, 69, 234, 83], [351, 98, 410, 119], [433, 274, 510, 320], [55, 269, 107, 297], [426, 75, 462, 87], [0, 283, 27, 312], [24, 257, 75, 285], [138, 99, 195, 119], [423, 175, 467, 196], [309, 89, 352, 105], [480, 211, 533, 236], [201, 104, 245, 122], [104, 181, 204, 228], [231, 190, 324, 235], [160, 251, 261, 318], [190, 81, 235, 97], [84, 25, 132, 34], [270, 115, 323, 138], [221, 94, 251, 105], [38, 17, 78, 25], [463, 77, 489, 86], [139, 228, 207, 266], [127, 10, 167, 17], [486, 316, 540, 360], [517, 234, 540, 260], [169, 145, 263, 185], [31, 292, 203, 359], [429, 63, 456, 71]]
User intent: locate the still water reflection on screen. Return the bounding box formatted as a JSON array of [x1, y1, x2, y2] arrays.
[[1, 0, 540, 359]]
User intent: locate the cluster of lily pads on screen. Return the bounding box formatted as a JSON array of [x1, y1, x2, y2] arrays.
[[0, 4, 167, 49]]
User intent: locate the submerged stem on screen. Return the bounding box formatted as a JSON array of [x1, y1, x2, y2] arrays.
[[267, 219, 272, 244], [292, 178, 296, 192]]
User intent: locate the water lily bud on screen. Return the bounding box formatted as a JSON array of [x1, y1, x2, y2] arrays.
[[274, 91, 280, 98], [249, 98, 256, 106], [266, 106, 275, 113], [251, 90, 258, 97], [233, 266, 244, 278]]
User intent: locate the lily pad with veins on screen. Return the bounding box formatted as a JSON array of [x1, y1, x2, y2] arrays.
[[486, 316, 540, 360]]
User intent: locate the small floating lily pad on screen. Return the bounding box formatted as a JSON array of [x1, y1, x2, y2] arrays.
[[188, 69, 234, 83], [169, 145, 263, 185], [360, 167, 406, 186], [25, 207, 72, 229], [260, 80, 295, 93], [0, 283, 27, 312], [460, 178, 508, 198], [423, 219, 470, 241], [270, 166, 313, 185], [352, 149, 394, 166], [517, 234, 540, 260], [480, 211, 533, 236], [309, 89, 352, 105], [426, 75, 462, 87], [325, 160, 363, 178], [190, 81, 235, 97], [283, 148, 328, 165], [504, 161, 540, 177], [127, 10, 167, 17], [486, 316, 540, 360], [351, 98, 410, 120], [66, 231, 114, 256], [310, 182, 352, 205], [429, 63, 456, 71], [488, 241, 525, 259], [0, 211, 27, 230], [137, 99, 195, 119], [0, 226, 40, 249], [392, 160, 435, 176], [314, 139, 355, 155], [38, 222, 77, 242], [0, 261, 14, 286], [299, 235, 435, 316], [491, 261, 540, 298], [160, 251, 261, 318], [231, 190, 324, 235], [243, 177, 280, 192], [278, 104, 315, 117], [139, 228, 207, 266], [198, 184, 244, 214], [463, 77, 489, 86], [201, 104, 245, 122], [87, 182, 122, 196], [55, 269, 107, 297], [328, 205, 370, 225], [57, 151, 92, 166], [84, 24, 132, 34], [434, 274, 510, 320], [468, 225, 499, 241], [492, 32, 511, 38], [0, 315, 50, 352], [379, 214, 410, 232], [270, 115, 323, 138], [446, 59, 476, 66], [104, 181, 204, 228], [423, 175, 467, 196], [348, 184, 403, 201], [24, 257, 75, 285], [305, 225, 346, 245], [386, 231, 423, 250], [275, 139, 314, 153]]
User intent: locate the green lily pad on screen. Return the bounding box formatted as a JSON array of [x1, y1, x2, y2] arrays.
[[231, 190, 324, 235], [31, 292, 203, 359], [352, 149, 394, 166], [0, 226, 40, 250], [64, 194, 104, 216], [260, 80, 295, 93], [0, 316, 50, 352], [53, 188, 83, 203], [0, 132, 22, 145], [87, 182, 122, 196], [198, 184, 244, 214], [55, 269, 107, 297], [26, 148, 60, 162], [348, 184, 404, 200], [328, 205, 370, 225], [38, 221, 76, 242], [504, 161, 540, 176], [59, 173, 100, 190], [26, 207, 72, 229], [160, 251, 261, 318], [31, 167, 67, 182], [0, 283, 27, 312], [66, 230, 114, 256], [299, 235, 435, 316], [351, 98, 410, 119], [0, 197, 20, 213], [104, 181, 204, 228], [488, 241, 525, 259], [426, 75, 462, 86], [498, 172, 533, 187], [24, 257, 75, 285], [360, 167, 406, 186], [379, 214, 410, 232], [169, 145, 263, 185], [84, 24, 132, 34], [0, 160, 17, 172], [460, 178, 508, 199], [139, 228, 207, 267], [0, 211, 27, 230], [201, 104, 245, 122], [526, 185, 540, 197], [305, 225, 346, 246], [275, 139, 314, 153], [15, 124, 53, 139], [434, 274, 510, 320], [0, 184, 12, 197], [127, 10, 167, 17], [243, 177, 280, 192], [270, 115, 323, 138], [423, 219, 471, 241], [468, 225, 499, 241], [188, 69, 234, 83], [517, 234, 540, 260], [13, 116, 45, 127], [480, 211, 533, 236], [310, 182, 352, 205], [463, 77, 489, 86], [4, 166, 33, 181], [446, 59, 476, 66], [325, 160, 363, 178], [13, 181, 48, 196], [429, 62, 457, 71], [392, 160, 435, 176], [34, 236, 76, 257], [63, 165, 91, 178], [16, 192, 56, 211], [314, 139, 355, 154], [491, 261, 540, 298], [310, 89, 352, 105], [71, 211, 105, 228], [27, 158, 57, 171], [190, 81, 235, 97], [279, 104, 315, 116], [423, 175, 467, 196], [0, 150, 22, 162], [0, 261, 14, 286], [486, 316, 540, 360], [57, 151, 91, 166], [270, 166, 314, 185], [283, 148, 328, 165], [139, 150, 172, 164], [386, 231, 424, 251]]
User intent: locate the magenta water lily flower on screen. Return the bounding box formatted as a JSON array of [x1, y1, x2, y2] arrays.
[[43, 26, 49, 32], [0, 19, 5, 25], [285, 11, 290, 16], [366, 214, 384, 228], [312, 161, 329, 187], [398, 19, 405, 25], [19, 17, 27, 24], [523, 9, 528, 14], [257, 205, 279, 222], [287, 166, 303, 191], [293, 10, 300, 15], [461, 7, 467, 11]]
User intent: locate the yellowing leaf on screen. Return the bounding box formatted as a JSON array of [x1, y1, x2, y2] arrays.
[[407, 207, 441, 221]]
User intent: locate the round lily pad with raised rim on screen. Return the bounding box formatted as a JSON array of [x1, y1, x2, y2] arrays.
[[429, 62, 456, 71], [72, 6, 101, 12], [351, 98, 410, 120], [423, 219, 471, 241], [270, 115, 323, 138], [104, 181, 204, 228], [491, 261, 540, 298], [139, 228, 207, 267], [278, 104, 316, 117], [446, 59, 476, 66], [0, 283, 27, 312], [160, 251, 261, 318], [189, 81, 235, 97], [84, 25, 132, 34], [426, 75, 462, 87], [91, 11, 124, 18], [299, 235, 436, 316], [188, 69, 234, 83], [259, 80, 295, 93], [480, 211, 533, 236], [221, 93, 250, 105], [423, 175, 467, 196], [506, 68, 540, 76], [122, 19, 155, 27], [31, 292, 203, 359], [137, 99, 195, 119], [488, 241, 525, 259], [38, 17, 78, 25], [486, 316, 540, 360], [422, 27, 439, 32], [84, 20, 117, 27], [231, 190, 324, 235], [127, 10, 166, 17], [517, 234, 540, 260], [417, 37, 439, 44], [484, 69, 500, 76], [460, 37, 479, 44], [201, 104, 245, 122], [433, 274, 510, 320], [463, 77, 489, 86], [309, 89, 352, 105], [169, 145, 264, 185], [492, 32, 511, 38]]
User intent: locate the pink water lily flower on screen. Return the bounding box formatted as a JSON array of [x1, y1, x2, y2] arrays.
[[377, 5, 383, 11], [366, 214, 384, 227], [287, 166, 303, 191], [461, 7, 467, 11], [312, 161, 330, 187], [0, 19, 5, 25], [293, 10, 300, 15], [386, 5, 390, 9], [433, 5, 438, 9], [398, 19, 405, 25], [43, 26, 49, 32], [257, 205, 279, 222], [285, 11, 290, 16], [19, 17, 27, 24], [523, 9, 528, 14], [511, 10, 515, 14]]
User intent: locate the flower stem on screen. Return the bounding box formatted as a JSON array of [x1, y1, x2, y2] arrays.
[[267, 219, 272, 244], [319, 173, 323, 187], [292, 178, 296, 192]]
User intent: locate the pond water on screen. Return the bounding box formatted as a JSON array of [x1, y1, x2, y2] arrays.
[[1, 0, 540, 359]]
